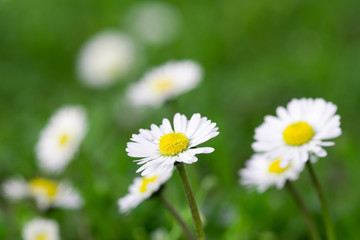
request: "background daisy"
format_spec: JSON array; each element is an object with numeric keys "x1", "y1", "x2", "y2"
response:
[
  {"x1": 22, "y1": 218, "x2": 59, "y2": 240},
  {"x1": 239, "y1": 154, "x2": 305, "y2": 193},
  {"x1": 36, "y1": 106, "x2": 88, "y2": 174},
  {"x1": 118, "y1": 170, "x2": 172, "y2": 213},
  {"x1": 124, "y1": 1, "x2": 181, "y2": 46},
  {"x1": 252, "y1": 98, "x2": 342, "y2": 167},
  {"x1": 2, "y1": 177, "x2": 83, "y2": 211},
  {"x1": 126, "y1": 60, "x2": 202, "y2": 107},
  {"x1": 77, "y1": 31, "x2": 136, "y2": 88},
  {"x1": 126, "y1": 113, "x2": 219, "y2": 176}
]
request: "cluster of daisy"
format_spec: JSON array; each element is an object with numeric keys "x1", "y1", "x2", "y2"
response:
[
  {"x1": 3, "y1": 106, "x2": 87, "y2": 239},
  {"x1": 239, "y1": 98, "x2": 341, "y2": 192}
]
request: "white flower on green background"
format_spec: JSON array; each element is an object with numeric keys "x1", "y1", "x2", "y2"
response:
[
  {"x1": 2, "y1": 177, "x2": 83, "y2": 211},
  {"x1": 126, "y1": 113, "x2": 219, "y2": 176},
  {"x1": 127, "y1": 61, "x2": 202, "y2": 107},
  {"x1": 22, "y1": 218, "x2": 59, "y2": 240},
  {"x1": 36, "y1": 106, "x2": 87, "y2": 174},
  {"x1": 77, "y1": 31, "x2": 136, "y2": 88},
  {"x1": 252, "y1": 98, "x2": 341, "y2": 167},
  {"x1": 118, "y1": 170, "x2": 172, "y2": 213},
  {"x1": 239, "y1": 154, "x2": 305, "y2": 192},
  {"x1": 124, "y1": 2, "x2": 181, "y2": 46}
]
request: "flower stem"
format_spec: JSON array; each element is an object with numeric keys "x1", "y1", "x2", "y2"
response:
[
  {"x1": 286, "y1": 181, "x2": 321, "y2": 240},
  {"x1": 306, "y1": 161, "x2": 336, "y2": 240},
  {"x1": 175, "y1": 163, "x2": 206, "y2": 240},
  {"x1": 159, "y1": 194, "x2": 196, "y2": 240}
]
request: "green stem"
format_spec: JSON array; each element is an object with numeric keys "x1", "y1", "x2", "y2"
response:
[
  {"x1": 159, "y1": 194, "x2": 196, "y2": 240},
  {"x1": 286, "y1": 181, "x2": 321, "y2": 240},
  {"x1": 175, "y1": 163, "x2": 206, "y2": 240},
  {"x1": 306, "y1": 161, "x2": 336, "y2": 240}
]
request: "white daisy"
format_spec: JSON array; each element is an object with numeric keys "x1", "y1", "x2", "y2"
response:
[
  {"x1": 22, "y1": 218, "x2": 59, "y2": 240},
  {"x1": 239, "y1": 154, "x2": 305, "y2": 193},
  {"x1": 2, "y1": 177, "x2": 83, "y2": 211},
  {"x1": 36, "y1": 106, "x2": 88, "y2": 174},
  {"x1": 124, "y1": 2, "x2": 181, "y2": 46},
  {"x1": 126, "y1": 113, "x2": 219, "y2": 176},
  {"x1": 77, "y1": 31, "x2": 136, "y2": 88},
  {"x1": 127, "y1": 60, "x2": 202, "y2": 107},
  {"x1": 118, "y1": 170, "x2": 172, "y2": 213},
  {"x1": 252, "y1": 98, "x2": 342, "y2": 167}
]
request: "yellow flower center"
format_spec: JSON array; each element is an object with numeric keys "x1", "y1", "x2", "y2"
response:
[
  {"x1": 139, "y1": 176, "x2": 158, "y2": 193},
  {"x1": 29, "y1": 178, "x2": 58, "y2": 199},
  {"x1": 58, "y1": 133, "x2": 70, "y2": 147},
  {"x1": 35, "y1": 233, "x2": 48, "y2": 240},
  {"x1": 283, "y1": 121, "x2": 314, "y2": 146},
  {"x1": 159, "y1": 133, "x2": 189, "y2": 156},
  {"x1": 268, "y1": 158, "x2": 291, "y2": 174},
  {"x1": 153, "y1": 78, "x2": 173, "y2": 93}
]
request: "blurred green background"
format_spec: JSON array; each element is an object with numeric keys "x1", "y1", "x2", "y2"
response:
[{"x1": 1, "y1": 0, "x2": 360, "y2": 239}]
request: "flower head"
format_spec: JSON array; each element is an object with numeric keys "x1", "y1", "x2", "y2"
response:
[
  {"x1": 36, "y1": 106, "x2": 88, "y2": 174},
  {"x1": 126, "y1": 113, "x2": 219, "y2": 176},
  {"x1": 118, "y1": 170, "x2": 172, "y2": 213},
  {"x1": 22, "y1": 218, "x2": 59, "y2": 240},
  {"x1": 77, "y1": 31, "x2": 136, "y2": 88},
  {"x1": 239, "y1": 154, "x2": 305, "y2": 192},
  {"x1": 127, "y1": 60, "x2": 202, "y2": 107},
  {"x1": 124, "y1": 2, "x2": 181, "y2": 46},
  {"x1": 2, "y1": 177, "x2": 83, "y2": 210},
  {"x1": 252, "y1": 98, "x2": 341, "y2": 167}
]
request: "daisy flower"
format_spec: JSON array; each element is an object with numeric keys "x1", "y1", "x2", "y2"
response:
[
  {"x1": 124, "y1": 2, "x2": 181, "y2": 46},
  {"x1": 36, "y1": 106, "x2": 88, "y2": 174},
  {"x1": 252, "y1": 98, "x2": 341, "y2": 167},
  {"x1": 126, "y1": 113, "x2": 219, "y2": 176},
  {"x1": 127, "y1": 60, "x2": 202, "y2": 107},
  {"x1": 77, "y1": 31, "x2": 136, "y2": 88},
  {"x1": 118, "y1": 170, "x2": 172, "y2": 213},
  {"x1": 22, "y1": 218, "x2": 59, "y2": 240},
  {"x1": 239, "y1": 154, "x2": 305, "y2": 192},
  {"x1": 2, "y1": 177, "x2": 83, "y2": 211}
]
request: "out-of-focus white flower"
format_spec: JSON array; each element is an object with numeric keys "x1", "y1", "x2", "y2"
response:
[
  {"x1": 252, "y1": 98, "x2": 342, "y2": 167},
  {"x1": 124, "y1": 1, "x2": 181, "y2": 46},
  {"x1": 239, "y1": 154, "x2": 305, "y2": 193},
  {"x1": 126, "y1": 113, "x2": 219, "y2": 176},
  {"x1": 2, "y1": 177, "x2": 83, "y2": 211},
  {"x1": 36, "y1": 106, "x2": 87, "y2": 174},
  {"x1": 22, "y1": 218, "x2": 59, "y2": 240},
  {"x1": 77, "y1": 31, "x2": 136, "y2": 88},
  {"x1": 127, "y1": 60, "x2": 202, "y2": 107},
  {"x1": 118, "y1": 170, "x2": 172, "y2": 213}
]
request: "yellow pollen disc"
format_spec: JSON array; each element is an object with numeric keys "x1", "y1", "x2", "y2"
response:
[
  {"x1": 139, "y1": 176, "x2": 157, "y2": 193},
  {"x1": 153, "y1": 78, "x2": 174, "y2": 93},
  {"x1": 30, "y1": 178, "x2": 58, "y2": 198},
  {"x1": 268, "y1": 158, "x2": 291, "y2": 174},
  {"x1": 35, "y1": 233, "x2": 48, "y2": 240},
  {"x1": 283, "y1": 121, "x2": 314, "y2": 146},
  {"x1": 59, "y1": 133, "x2": 70, "y2": 147},
  {"x1": 159, "y1": 133, "x2": 189, "y2": 156}
]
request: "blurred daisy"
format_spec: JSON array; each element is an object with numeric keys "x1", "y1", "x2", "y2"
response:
[
  {"x1": 126, "y1": 113, "x2": 219, "y2": 176},
  {"x1": 118, "y1": 170, "x2": 172, "y2": 213},
  {"x1": 127, "y1": 60, "x2": 202, "y2": 107},
  {"x1": 239, "y1": 154, "x2": 305, "y2": 192},
  {"x1": 36, "y1": 106, "x2": 87, "y2": 174},
  {"x1": 2, "y1": 177, "x2": 83, "y2": 211},
  {"x1": 124, "y1": 1, "x2": 181, "y2": 46},
  {"x1": 23, "y1": 218, "x2": 59, "y2": 240},
  {"x1": 77, "y1": 31, "x2": 136, "y2": 88},
  {"x1": 252, "y1": 98, "x2": 341, "y2": 167}
]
